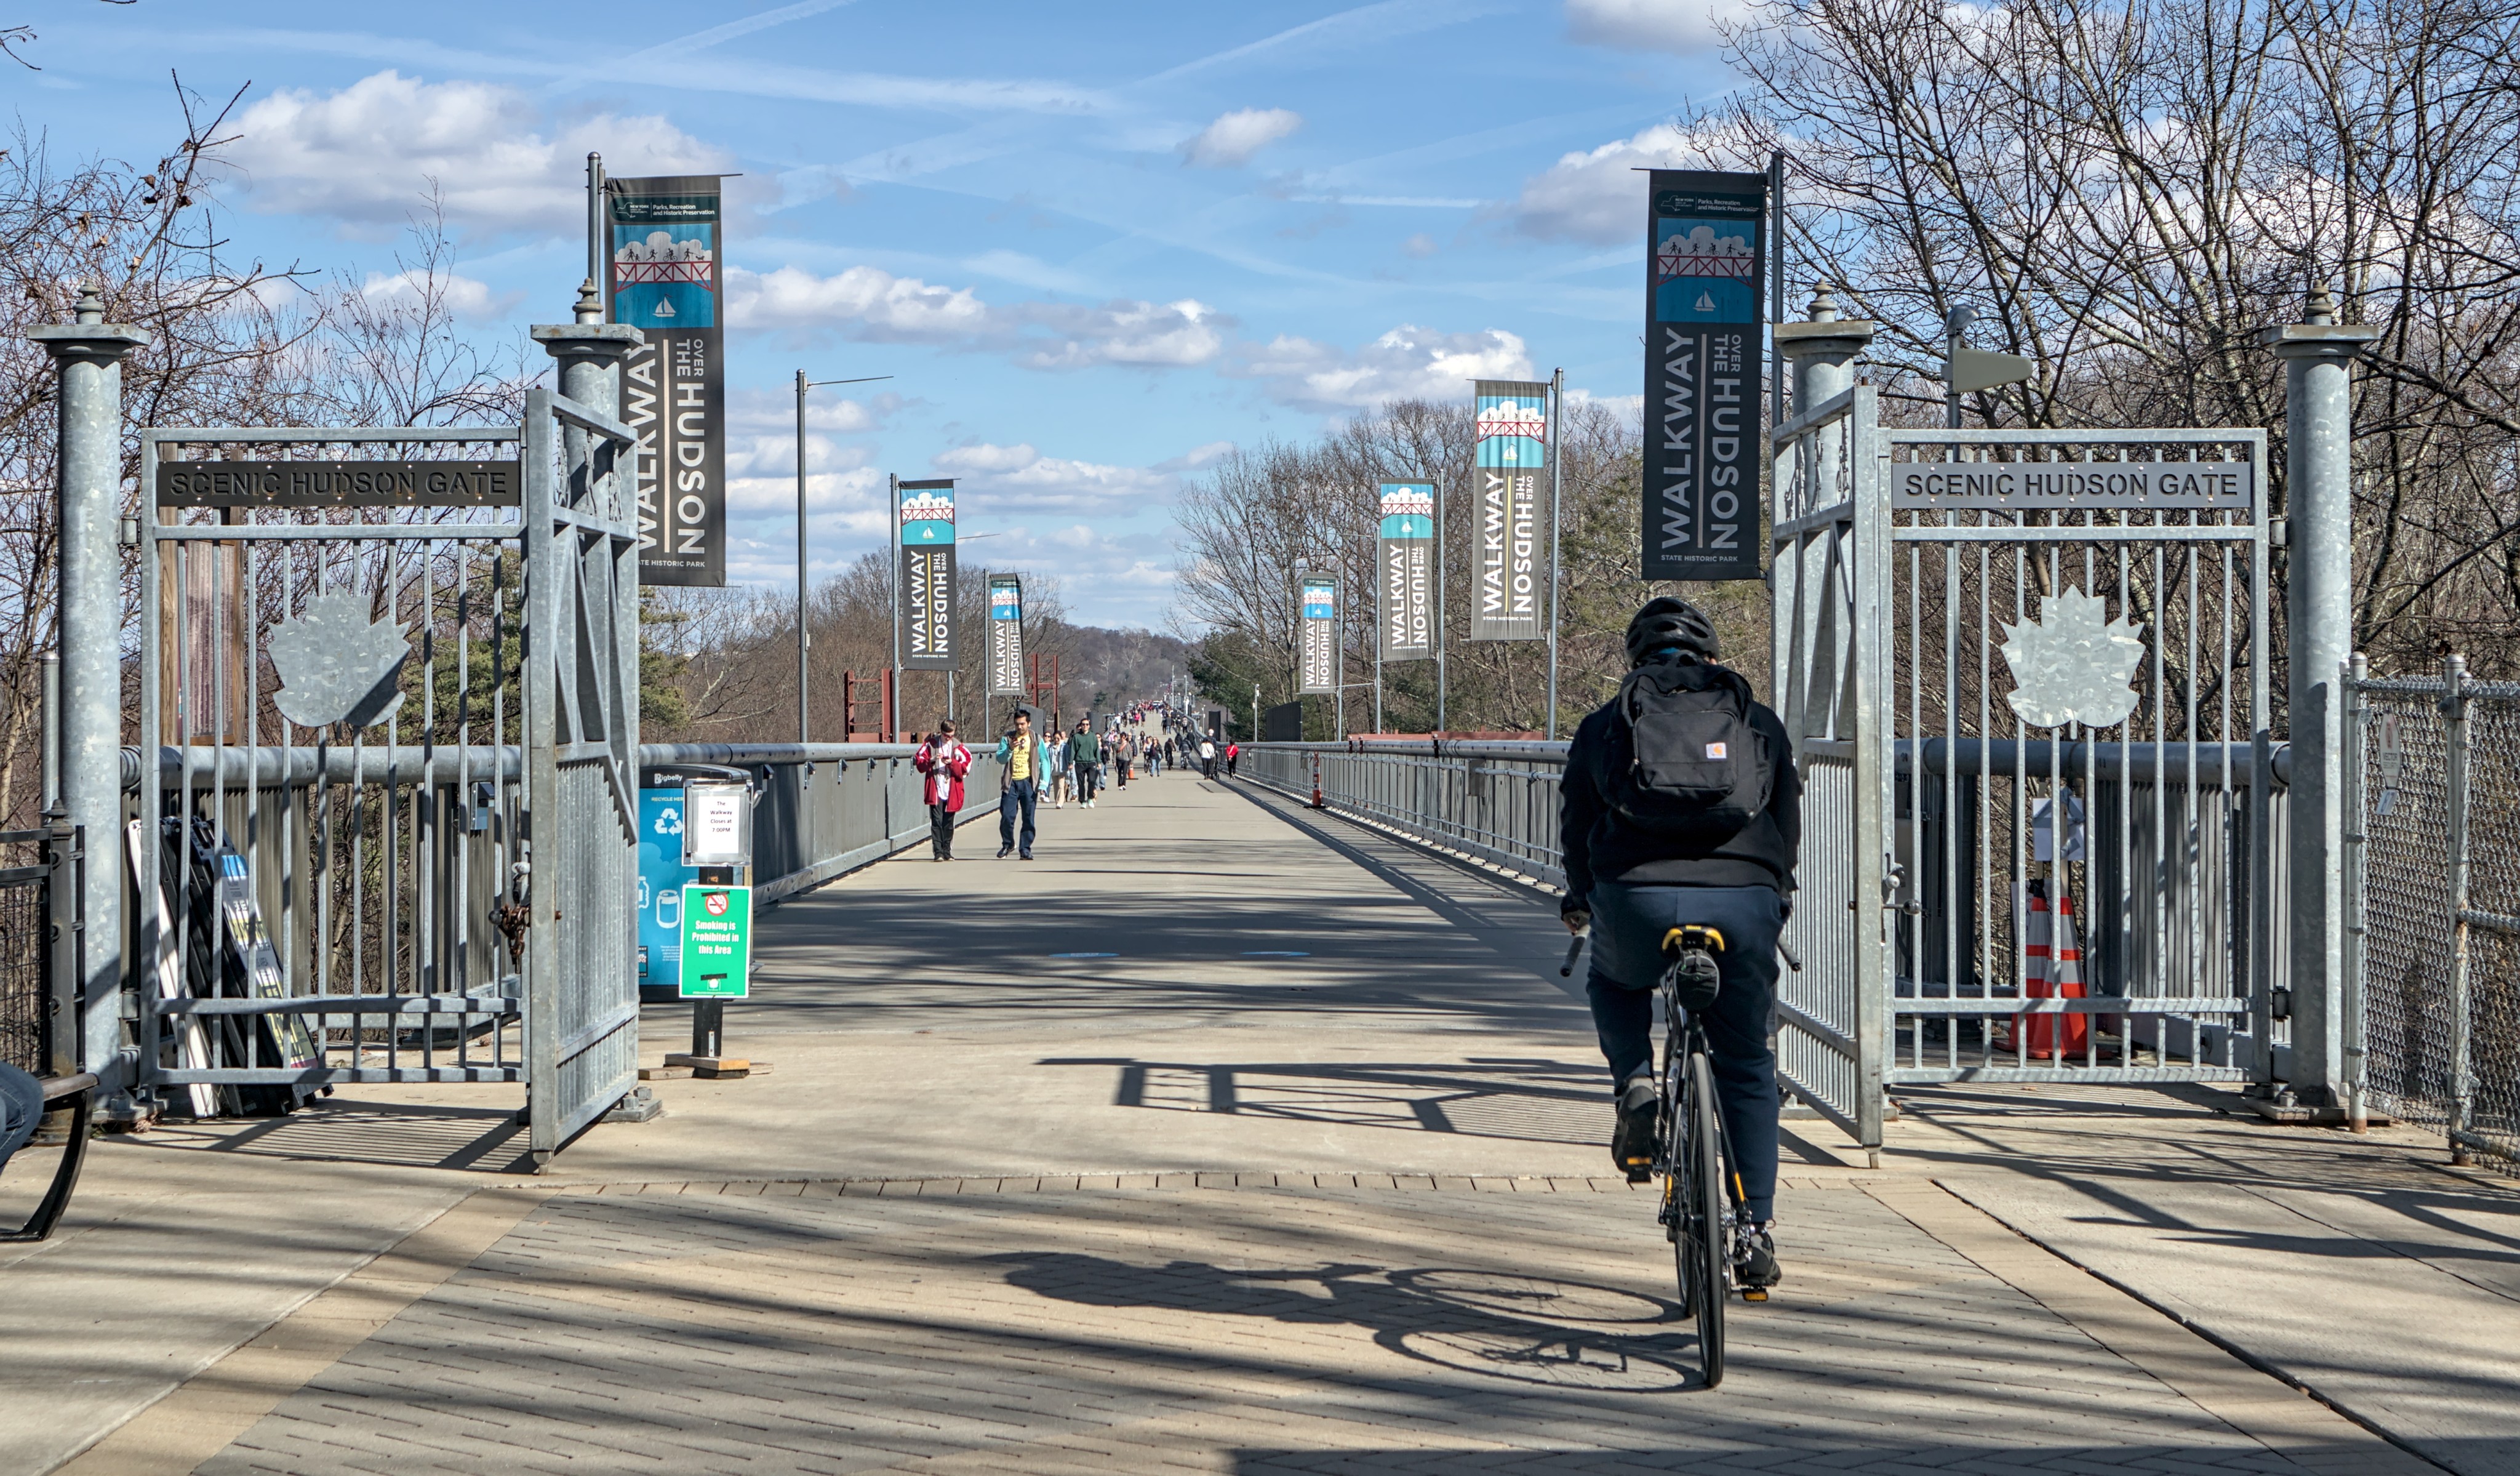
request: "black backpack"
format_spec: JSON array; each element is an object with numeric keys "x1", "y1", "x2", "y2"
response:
[{"x1": 1607, "y1": 660, "x2": 1771, "y2": 845}]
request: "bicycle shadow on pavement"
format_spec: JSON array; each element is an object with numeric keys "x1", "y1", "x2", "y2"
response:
[{"x1": 985, "y1": 1250, "x2": 1706, "y2": 1393}]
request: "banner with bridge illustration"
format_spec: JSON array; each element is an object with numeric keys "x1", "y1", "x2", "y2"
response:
[
  {"x1": 607, "y1": 174, "x2": 728, "y2": 587},
  {"x1": 1377, "y1": 482, "x2": 1433, "y2": 662},
  {"x1": 1298, "y1": 577, "x2": 1338, "y2": 695},
  {"x1": 1470, "y1": 380, "x2": 1548, "y2": 641},
  {"x1": 987, "y1": 575, "x2": 1024, "y2": 696},
  {"x1": 898, "y1": 479, "x2": 957, "y2": 671},
  {"x1": 1644, "y1": 168, "x2": 1765, "y2": 582}
]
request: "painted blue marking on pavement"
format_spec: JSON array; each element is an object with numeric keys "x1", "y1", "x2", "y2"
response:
[{"x1": 1242, "y1": 951, "x2": 1311, "y2": 957}]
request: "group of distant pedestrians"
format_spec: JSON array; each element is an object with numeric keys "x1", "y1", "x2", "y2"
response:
[{"x1": 911, "y1": 705, "x2": 1237, "y2": 863}]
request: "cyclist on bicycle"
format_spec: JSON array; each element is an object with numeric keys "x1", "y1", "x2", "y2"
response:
[{"x1": 1559, "y1": 597, "x2": 1800, "y2": 1290}]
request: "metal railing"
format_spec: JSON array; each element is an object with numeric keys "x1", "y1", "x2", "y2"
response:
[
  {"x1": 111, "y1": 739, "x2": 1001, "y2": 1120},
  {"x1": 639, "y1": 743, "x2": 1005, "y2": 904},
  {"x1": 1244, "y1": 740, "x2": 1568, "y2": 888}
]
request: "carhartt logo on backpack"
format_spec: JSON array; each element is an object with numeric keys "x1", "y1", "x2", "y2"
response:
[{"x1": 1609, "y1": 662, "x2": 1770, "y2": 845}]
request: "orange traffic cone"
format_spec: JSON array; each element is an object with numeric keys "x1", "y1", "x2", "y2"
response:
[{"x1": 2015, "y1": 878, "x2": 2090, "y2": 1059}]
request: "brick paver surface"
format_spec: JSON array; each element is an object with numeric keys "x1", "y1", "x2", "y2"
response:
[{"x1": 194, "y1": 1177, "x2": 2357, "y2": 1475}]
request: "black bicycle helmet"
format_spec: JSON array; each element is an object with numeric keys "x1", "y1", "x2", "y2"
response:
[{"x1": 1624, "y1": 596, "x2": 1719, "y2": 667}]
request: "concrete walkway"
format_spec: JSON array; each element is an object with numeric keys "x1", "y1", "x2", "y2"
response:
[{"x1": 1, "y1": 766, "x2": 2513, "y2": 1473}]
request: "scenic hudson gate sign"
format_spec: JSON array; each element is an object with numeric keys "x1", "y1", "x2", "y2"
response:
[{"x1": 1644, "y1": 168, "x2": 1767, "y2": 582}]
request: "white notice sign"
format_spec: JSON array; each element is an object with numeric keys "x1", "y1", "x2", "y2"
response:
[{"x1": 681, "y1": 783, "x2": 751, "y2": 867}]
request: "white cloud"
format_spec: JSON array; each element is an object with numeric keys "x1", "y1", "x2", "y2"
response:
[
  {"x1": 933, "y1": 443, "x2": 1174, "y2": 516},
  {"x1": 227, "y1": 71, "x2": 727, "y2": 236},
  {"x1": 1017, "y1": 299, "x2": 1225, "y2": 369},
  {"x1": 1235, "y1": 325, "x2": 1533, "y2": 408},
  {"x1": 728, "y1": 264, "x2": 991, "y2": 340},
  {"x1": 1180, "y1": 107, "x2": 1304, "y2": 167},
  {"x1": 1564, "y1": 0, "x2": 1754, "y2": 53},
  {"x1": 727, "y1": 262, "x2": 1226, "y2": 371},
  {"x1": 1401, "y1": 233, "x2": 1440, "y2": 259},
  {"x1": 1502, "y1": 118, "x2": 1756, "y2": 244},
  {"x1": 358, "y1": 269, "x2": 519, "y2": 324},
  {"x1": 726, "y1": 386, "x2": 903, "y2": 436}
]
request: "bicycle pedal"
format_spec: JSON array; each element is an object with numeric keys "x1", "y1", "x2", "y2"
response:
[
  {"x1": 1741, "y1": 1288, "x2": 1770, "y2": 1303},
  {"x1": 1623, "y1": 1163, "x2": 1652, "y2": 1184}
]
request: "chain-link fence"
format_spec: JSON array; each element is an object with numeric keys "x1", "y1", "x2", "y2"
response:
[
  {"x1": 2350, "y1": 659, "x2": 2520, "y2": 1171},
  {"x1": 0, "y1": 859, "x2": 41, "y2": 1075}
]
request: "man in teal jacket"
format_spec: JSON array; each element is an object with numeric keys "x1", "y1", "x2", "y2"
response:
[{"x1": 994, "y1": 708, "x2": 1051, "y2": 859}]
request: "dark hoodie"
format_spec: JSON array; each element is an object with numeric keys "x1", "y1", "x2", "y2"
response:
[{"x1": 1558, "y1": 654, "x2": 1801, "y2": 900}]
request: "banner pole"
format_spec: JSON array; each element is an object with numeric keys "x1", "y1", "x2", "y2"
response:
[
  {"x1": 585, "y1": 153, "x2": 603, "y2": 297},
  {"x1": 1372, "y1": 529, "x2": 1383, "y2": 736},
  {"x1": 1435, "y1": 479, "x2": 1448, "y2": 736},
  {"x1": 796, "y1": 369, "x2": 809, "y2": 744},
  {"x1": 1545, "y1": 367, "x2": 1564, "y2": 741},
  {"x1": 889, "y1": 472, "x2": 901, "y2": 739}
]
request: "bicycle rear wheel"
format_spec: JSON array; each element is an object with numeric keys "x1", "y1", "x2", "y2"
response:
[{"x1": 1687, "y1": 1049, "x2": 1727, "y2": 1387}]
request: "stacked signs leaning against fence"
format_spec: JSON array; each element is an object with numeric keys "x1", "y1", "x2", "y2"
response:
[
  {"x1": 900, "y1": 479, "x2": 956, "y2": 670},
  {"x1": 1299, "y1": 577, "x2": 1338, "y2": 694},
  {"x1": 608, "y1": 175, "x2": 729, "y2": 587},
  {"x1": 1379, "y1": 482, "x2": 1434, "y2": 662},
  {"x1": 988, "y1": 576, "x2": 1024, "y2": 696},
  {"x1": 1644, "y1": 169, "x2": 1766, "y2": 582},
  {"x1": 1470, "y1": 381, "x2": 1548, "y2": 641}
]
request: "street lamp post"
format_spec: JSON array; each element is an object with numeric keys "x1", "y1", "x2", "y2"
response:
[{"x1": 795, "y1": 370, "x2": 891, "y2": 742}]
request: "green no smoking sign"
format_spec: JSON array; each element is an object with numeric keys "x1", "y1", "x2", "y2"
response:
[{"x1": 679, "y1": 884, "x2": 753, "y2": 998}]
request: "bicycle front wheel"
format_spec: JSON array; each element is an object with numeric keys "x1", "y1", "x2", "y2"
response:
[{"x1": 1687, "y1": 1049, "x2": 1727, "y2": 1387}]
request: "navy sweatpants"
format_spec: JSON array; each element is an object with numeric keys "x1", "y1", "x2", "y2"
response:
[{"x1": 1582, "y1": 880, "x2": 1785, "y2": 1222}]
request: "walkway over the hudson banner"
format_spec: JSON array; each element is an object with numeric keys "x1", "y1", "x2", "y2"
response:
[{"x1": 5, "y1": 764, "x2": 2518, "y2": 1475}]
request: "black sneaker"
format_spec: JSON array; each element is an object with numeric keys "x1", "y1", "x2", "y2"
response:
[
  {"x1": 1611, "y1": 1075, "x2": 1659, "y2": 1182},
  {"x1": 1734, "y1": 1215, "x2": 1781, "y2": 1296}
]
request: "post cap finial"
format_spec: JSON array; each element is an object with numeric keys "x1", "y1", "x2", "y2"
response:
[
  {"x1": 574, "y1": 277, "x2": 602, "y2": 324},
  {"x1": 2305, "y1": 282, "x2": 2338, "y2": 326},
  {"x1": 73, "y1": 282, "x2": 104, "y2": 324},
  {"x1": 1807, "y1": 284, "x2": 1839, "y2": 323}
]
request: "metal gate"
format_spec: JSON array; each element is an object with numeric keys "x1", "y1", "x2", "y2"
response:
[
  {"x1": 1773, "y1": 387, "x2": 2278, "y2": 1150},
  {"x1": 135, "y1": 387, "x2": 640, "y2": 1163}
]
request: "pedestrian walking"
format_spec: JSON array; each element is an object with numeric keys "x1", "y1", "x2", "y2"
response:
[
  {"x1": 913, "y1": 720, "x2": 972, "y2": 860},
  {"x1": 1067, "y1": 720, "x2": 1102, "y2": 809},
  {"x1": 1199, "y1": 735, "x2": 1217, "y2": 779},
  {"x1": 1225, "y1": 740, "x2": 1240, "y2": 777},
  {"x1": 1046, "y1": 729, "x2": 1070, "y2": 809},
  {"x1": 994, "y1": 710, "x2": 1049, "y2": 860},
  {"x1": 1118, "y1": 732, "x2": 1135, "y2": 787}
]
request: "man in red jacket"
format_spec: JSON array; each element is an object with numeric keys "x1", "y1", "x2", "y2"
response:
[{"x1": 914, "y1": 720, "x2": 973, "y2": 860}]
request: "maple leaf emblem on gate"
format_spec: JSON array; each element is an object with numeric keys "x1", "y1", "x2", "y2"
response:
[
  {"x1": 1998, "y1": 587, "x2": 2146, "y2": 729},
  {"x1": 268, "y1": 590, "x2": 411, "y2": 730}
]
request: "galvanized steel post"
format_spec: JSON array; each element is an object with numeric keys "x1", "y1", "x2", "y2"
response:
[
  {"x1": 2262, "y1": 286, "x2": 2374, "y2": 1108},
  {"x1": 1770, "y1": 288, "x2": 1873, "y2": 723},
  {"x1": 30, "y1": 286, "x2": 148, "y2": 1089}
]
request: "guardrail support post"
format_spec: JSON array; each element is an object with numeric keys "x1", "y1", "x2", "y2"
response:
[
  {"x1": 2262, "y1": 286, "x2": 2375, "y2": 1109},
  {"x1": 30, "y1": 286, "x2": 149, "y2": 1092}
]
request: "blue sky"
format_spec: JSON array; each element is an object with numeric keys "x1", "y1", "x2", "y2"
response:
[{"x1": 15, "y1": 0, "x2": 1745, "y2": 627}]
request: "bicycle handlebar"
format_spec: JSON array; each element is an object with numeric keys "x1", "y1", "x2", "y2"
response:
[{"x1": 1559, "y1": 932, "x2": 1586, "y2": 977}]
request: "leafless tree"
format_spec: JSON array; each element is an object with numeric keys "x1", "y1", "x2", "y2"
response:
[{"x1": 1711, "y1": 0, "x2": 2520, "y2": 678}]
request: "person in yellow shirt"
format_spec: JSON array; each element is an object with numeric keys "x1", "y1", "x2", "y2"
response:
[{"x1": 994, "y1": 708, "x2": 1050, "y2": 859}]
